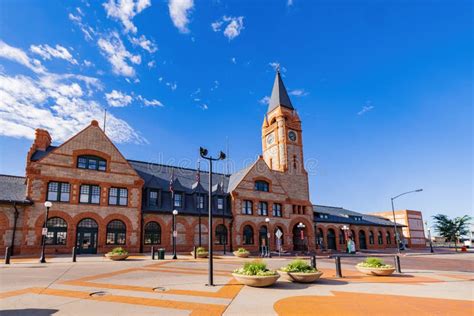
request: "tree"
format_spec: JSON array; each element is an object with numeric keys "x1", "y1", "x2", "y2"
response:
[{"x1": 432, "y1": 214, "x2": 472, "y2": 251}]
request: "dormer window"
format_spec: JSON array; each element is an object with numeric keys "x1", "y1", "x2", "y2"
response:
[
  {"x1": 197, "y1": 195, "x2": 204, "y2": 209},
  {"x1": 173, "y1": 193, "x2": 183, "y2": 208},
  {"x1": 77, "y1": 155, "x2": 106, "y2": 171},
  {"x1": 255, "y1": 180, "x2": 269, "y2": 192},
  {"x1": 217, "y1": 197, "x2": 224, "y2": 210}
]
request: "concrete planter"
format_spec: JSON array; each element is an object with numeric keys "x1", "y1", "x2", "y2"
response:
[
  {"x1": 105, "y1": 254, "x2": 129, "y2": 261},
  {"x1": 233, "y1": 251, "x2": 249, "y2": 258},
  {"x1": 191, "y1": 251, "x2": 208, "y2": 258},
  {"x1": 277, "y1": 270, "x2": 324, "y2": 283},
  {"x1": 231, "y1": 273, "x2": 280, "y2": 287},
  {"x1": 356, "y1": 265, "x2": 395, "y2": 276}
]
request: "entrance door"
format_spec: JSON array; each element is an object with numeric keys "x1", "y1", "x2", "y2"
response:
[
  {"x1": 358, "y1": 230, "x2": 367, "y2": 250},
  {"x1": 259, "y1": 226, "x2": 268, "y2": 252},
  {"x1": 327, "y1": 229, "x2": 337, "y2": 250},
  {"x1": 76, "y1": 218, "x2": 98, "y2": 254},
  {"x1": 292, "y1": 224, "x2": 306, "y2": 251}
]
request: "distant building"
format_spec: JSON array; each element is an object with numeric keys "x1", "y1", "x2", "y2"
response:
[
  {"x1": 371, "y1": 210, "x2": 426, "y2": 248},
  {"x1": 0, "y1": 72, "x2": 401, "y2": 255}
]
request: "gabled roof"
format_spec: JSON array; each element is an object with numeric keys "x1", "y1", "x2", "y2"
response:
[
  {"x1": 268, "y1": 71, "x2": 294, "y2": 113},
  {"x1": 227, "y1": 161, "x2": 257, "y2": 192},
  {"x1": 0, "y1": 174, "x2": 31, "y2": 204},
  {"x1": 313, "y1": 205, "x2": 401, "y2": 227}
]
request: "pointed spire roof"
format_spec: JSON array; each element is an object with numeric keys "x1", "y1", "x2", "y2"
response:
[{"x1": 268, "y1": 70, "x2": 294, "y2": 113}]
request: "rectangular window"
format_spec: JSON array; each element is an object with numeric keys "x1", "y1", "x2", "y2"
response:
[
  {"x1": 149, "y1": 190, "x2": 159, "y2": 207},
  {"x1": 242, "y1": 200, "x2": 253, "y2": 215},
  {"x1": 258, "y1": 201, "x2": 268, "y2": 216},
  {"x1": 98, "y1": 160, "x2": 107, "y2": 171},
  {"x1": 77, "y1": 157, "x2": 87, "y2": 169},
  {"x1": 197, "y1": 195, "x2": 204, "y2": 209},
  {"x1": 217, "y1": 197, "x2": 224, "y2": 210},
  {"x1": 80, "y1": 185, "x2": 100, "y2": 204},
  {"x1": 47, "y1": 182, "x2": 70, "y2": 202},
  {"x1": 109, "y1": 188, "x2": 128, "y2": 206},
  {"x1": 174, "y1": 193, "x2": 182, "y2": 207},
  {"x1": 77, "y1": 155, "x2": 107, "y2": 171},
  {"x1": 273, "y1": 203, "x2": 282, "y2": 217}
]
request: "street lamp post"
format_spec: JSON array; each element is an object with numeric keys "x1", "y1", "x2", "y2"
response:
[
  {"x1": 342, "y1": 225, "x2": 349, "y2": 253},
  {"x1": 425, "y1": 221, "x2": 434, "y2": 253},
  {"x1": 265, "y1": 217, "x2": 271, "y2": 257},
  {"x1": 200, "y1": 147, "x2": 226, "y2": 286},
  {"x1": 391, "y1": 189, "x2": 423, "y2": 253},
  {"x1": 172, "y1": 209, "x2": 178, "y2": 259},
  {"x1": 39, "y1": 201, "x2": 52, "y2": 263},
  {"x1": 297, "y1": 222, "x2": 306, "y2": 254}
]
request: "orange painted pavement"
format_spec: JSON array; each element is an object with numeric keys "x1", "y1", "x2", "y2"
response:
[
  {"x1": 274, "y1": 291, "x2": 474, "y2": 316},
  {"x1": 439, "y1": 274, "x2": 474, "y2": 281}
]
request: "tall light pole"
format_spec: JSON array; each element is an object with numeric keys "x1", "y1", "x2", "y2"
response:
[
  {"x1": 39, "y1": 201, "x2": 52, "y2": 263},
  {"x1": 265, "y1": 217, "x2": 270, "y2": 257},
  {"x1": 391, "y1": 189, "x2": 423, "y2": 253},
  {"x1": 200, "y1": 147, "x2": 226, "y2": 286},
  {"x1": 425, "y1": 221, "x2": 434, "y2": 253},
  {"x1": 342, "y1": 225, "x2": 349, "y2": 253},
  {"x1": 172, "y1": 209, "x2": 178, "y2": 259},
  {"x1": 297, "y1": 222, "x2": 306, "y2": 253}
]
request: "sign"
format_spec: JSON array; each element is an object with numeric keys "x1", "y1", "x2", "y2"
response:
[
  {"x1": 275, "y1": 229, "x2": 282, "y2": 239},
  {"x1": 42, "y1": 228, "x2": 48, "y2": 236},
  {"x1": 173, "y1": 230, "x2": 177, "y2": 237},
  {"x1": 300, "y1": 230, "x2": 304, "y2": 240}
]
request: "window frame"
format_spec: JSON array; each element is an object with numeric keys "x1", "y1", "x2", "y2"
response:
[
  {"x1": 144, "y1": 221, "x2": 161, "y2": 245},
  {"x1": 254, "y1": 180, "x2": 269, "y2": 192},
  {"x1": 149, "y1": 190, "x2": 159, "y2": 207},
  {"x1": 197, "y1": 195, "x2": 204, "y2": 210},
  {"x1": 45, "y1": 217, "x2": 67, "y2": 245},
  {"x1": 106, "y1": 220, "x2": 126, "y2": 245},
  {"x1": 377, "y1": 231, "x2": 384, "y2": 245},
  {"x1": 77, "y1": 155, "x2": 107, "y2": 171},
  {"x1": 215, "y1": 224, "x2": 227, "y2": 245},
  {"x1": 217, "y1": 197, "x2": 224, "y2": 210},
  {"x1": 258, "y1": 201, "x2": 268, "y2": 216},
  {"x1": 242, "y1": 200, "x2": 253, "y2": 215},
  {"x1": 108, "y1": 187, "x2": 128, "y2": 206},
  {"x1": 273, "y1": 203, "x2": 282, "y2": 217},
  {"x1": 173, "y1": 193, "x2": 183, "y2": 208},
  {"x1": 79, "y1": 184, "x2": 101, "y2": 204},
  {"x1": 47, "y1": 181, "x2": 70, "y2": 203},
  {"x1": 243, "y1": 225, "x2": 254, "y2": 245}
]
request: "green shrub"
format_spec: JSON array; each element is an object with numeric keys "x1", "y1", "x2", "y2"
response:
[
  {"x1": 237, "y1": 248, "x2": 249, "y2": 253},
  {"x1": 280, "y1": 259, "x2": 317, "y2": 273},
  {"x1": 233, "y1": 260, "x2": 277, "y2": 276},
  {"x1": 357, "y1": 257, "x2": 393, "y2": 268},
  {"x1": 196, "y1": 247, "x2": 207, "y2": 253},
  {"x1": 108, "y1": 247, "x2": 128, "y2": 255}
]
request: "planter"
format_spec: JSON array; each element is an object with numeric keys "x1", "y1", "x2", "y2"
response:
[
  {"x1": 233, "y1": 251, "x2": 249, "y2": 258},
  {"x1": 231, "y1": 273, "x2": 280, "y2": 287},
  {"x1": 191, "y1": 251, "x2": 208, "y2": 258},
  {"x1": 278, "y1": 270, "x2": 324, "y2": 283},
  {"x1": 105, "y1": 254, "x2": 129, "y2": 261},
  {"x1": 356, "y1": 265, "x2": 395, "y2": 276}
]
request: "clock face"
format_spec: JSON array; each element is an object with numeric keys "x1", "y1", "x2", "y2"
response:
[
  {"x1": 266, "y1": 133, "x2": 275, "y2": 145},
  {"x1": 288, "y1": 130, "x2": 297, "y2": 142}
]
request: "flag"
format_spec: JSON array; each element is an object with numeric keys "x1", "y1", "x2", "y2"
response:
[
  {"x1": 196, "y1": 161, "x2": 200, "y2": 184},
  {"x1": 169, "y1": 169, "x2": 174, "y2": 195}
]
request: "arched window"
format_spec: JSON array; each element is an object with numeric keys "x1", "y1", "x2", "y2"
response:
[
  {"x1": 316, "y1": 228, "x2": 324, "y2": 249},
  {"x1": 77, "y1": 155, "x2": 107, "y2": 171},
  {"x1": 386, "y1": 231, "x2": 392, "y2": 244},
  {"x1": 254, "y1": 180, "x2": 269, "y2": 192},
  {"x1": 78, "y1": 218, "x2": 98, "y2": 228},
  {"x1": 45, "y1": 217, "x2": 67, "y2": 245},
  {"x1": 106, "y1": 220, "x2": 126, "y2": 245},
  {"x1": 369, "y1": 231, "x2": 375, "y2": 245},
  {"x1": 378, "y1": 231, "x2": 383, "y2": 245},
  {"x1": 243, "y1": 225, "x2": 254, "y2": 245},
  {"x1": 215, "y1": 224, "x2": 227, "y2": 245},
  {"x1": 339, "y1": 229, "x2": 346, "y2": 244},
  {"x1": 144, "y1": 222, "x2": 161, "y2": 245}
]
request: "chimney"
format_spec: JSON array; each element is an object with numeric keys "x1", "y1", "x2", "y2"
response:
[{"x1": 34, "y1": 129, "x2": 52, "y2": 151}]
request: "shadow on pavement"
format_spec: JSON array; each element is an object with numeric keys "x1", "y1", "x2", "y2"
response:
[{"x1": 0, "y1": 309, "x2": 59, "y2": 316}]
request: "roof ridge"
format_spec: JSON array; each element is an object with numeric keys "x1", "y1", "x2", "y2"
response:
[
  {"x1": 127, "y1": 159, "x2": 231, "y2": 176},
  {"x1": 313, "y1": 204, "x2": 344, "y2": 209},
  {"x1": 0, "y1": 174, "x2": 26, "y2": 179}
]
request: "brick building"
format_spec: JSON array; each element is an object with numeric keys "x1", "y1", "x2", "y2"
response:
[{"x1": 0, "y1": 72, "x2": 403, "y2": 255}]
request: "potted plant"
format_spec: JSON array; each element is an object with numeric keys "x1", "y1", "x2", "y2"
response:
[
  {"x1": 233, "y1": 247, "x2": 250, "y2": 258},
  {"x1": 356, "y1": 257, "x2": 395, "y2": 276},
  {"x1": 191, "y1": 246, "x2": 209, "y2": 258},
  {"x1": 105, "y1": 247, "x2": 129, "y2": 261},
  {"x1": 232, "y1": 260, "x2": 279, "y2": 287},
  {"x1": 278, "y1": 259, "x2": 323, "y2": 283}
]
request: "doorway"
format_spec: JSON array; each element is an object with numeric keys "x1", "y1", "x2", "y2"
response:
[
  {"x1": 327, "y1": 228, "x2": 337, "y2": 250},
  {"x1": 76, "y1": 218, "x2": 98, "y2": 254},
  {"x1": 358, "y1": 230, "x2": 367, "y2": 250}
]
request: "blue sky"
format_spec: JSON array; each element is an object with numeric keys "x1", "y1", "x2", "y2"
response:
[{"x1": 0, "y1": 0, "x2": 472, "y2": 225}]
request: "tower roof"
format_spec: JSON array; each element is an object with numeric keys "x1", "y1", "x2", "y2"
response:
[{"x1": 268, "y1": 71, "x2": 294, "y2": 113}]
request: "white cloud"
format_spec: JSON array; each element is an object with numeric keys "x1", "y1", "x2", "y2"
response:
[
  {"x1": 200, "y1": 104, "x2": 208, "y2": 110},
  {"x1": 0, "y1": 40, "x2": 46, "y2": 73},
  {"x1": 210, "y1": 80, "x2": 219, "y2": 91},
  {"x1": 231, "y1": 57, "x2": 236, "y2": 64},
  {"x1": 97, "y1": 31, "x2": 141, "y2": 77},
  {"x1": 129, "y1": 34, "x2": 157, "y2": 53},
  {"x1": 357, "y1": 103, "x2": 375, "y2": 116},
  {"x1": 289, "y1": 89, "x2": 308, "y2": 97},
  {"x1": 166, "y1": 81, "x2": 177, "y2": 91},
  {"x1": 269, "y1": 62, "x2": 287, "y2": 73},
  {"x1": 30, "y1": 44, "x2": 78, "y2": 65},
  {"x1": 259, "y1": 96, "x2": 270, "y2": 105},
  {"x1": 147, "y1": 60, "x2": 156, "y2": 68},
  {"x1": 287, "y1": 0, "x2": 294, "y2": 6},
  {"x1": 83, "y1": 60, "x2": 93, "y2": 67},
  {"x1": 68, "y1": 13, "x2": 96, "y2": 41},
  {"x1": 168, "y1": 0, "x2": 194, "y2": 33},
  {"x1": 211, "y1": 16, "x2": 244, "y2": 40},
  {"x1": 103, "y1": 0, "x2": 151, "y2": 34},
  {"x1": 105, "y1": 89, "x2": 133, "y2": 107},
  {"x1": 137, "y1": 95, "x2": 164, "y2": 107}
]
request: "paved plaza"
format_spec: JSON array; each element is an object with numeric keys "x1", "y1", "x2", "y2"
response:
[{"x1": 0, "y1": 252, "x2": 473, "y2": 315}]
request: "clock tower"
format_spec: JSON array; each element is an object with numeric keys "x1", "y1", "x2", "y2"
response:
[{"x1": 262, "y1": 71, "x2": 305, "y2": 174}]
